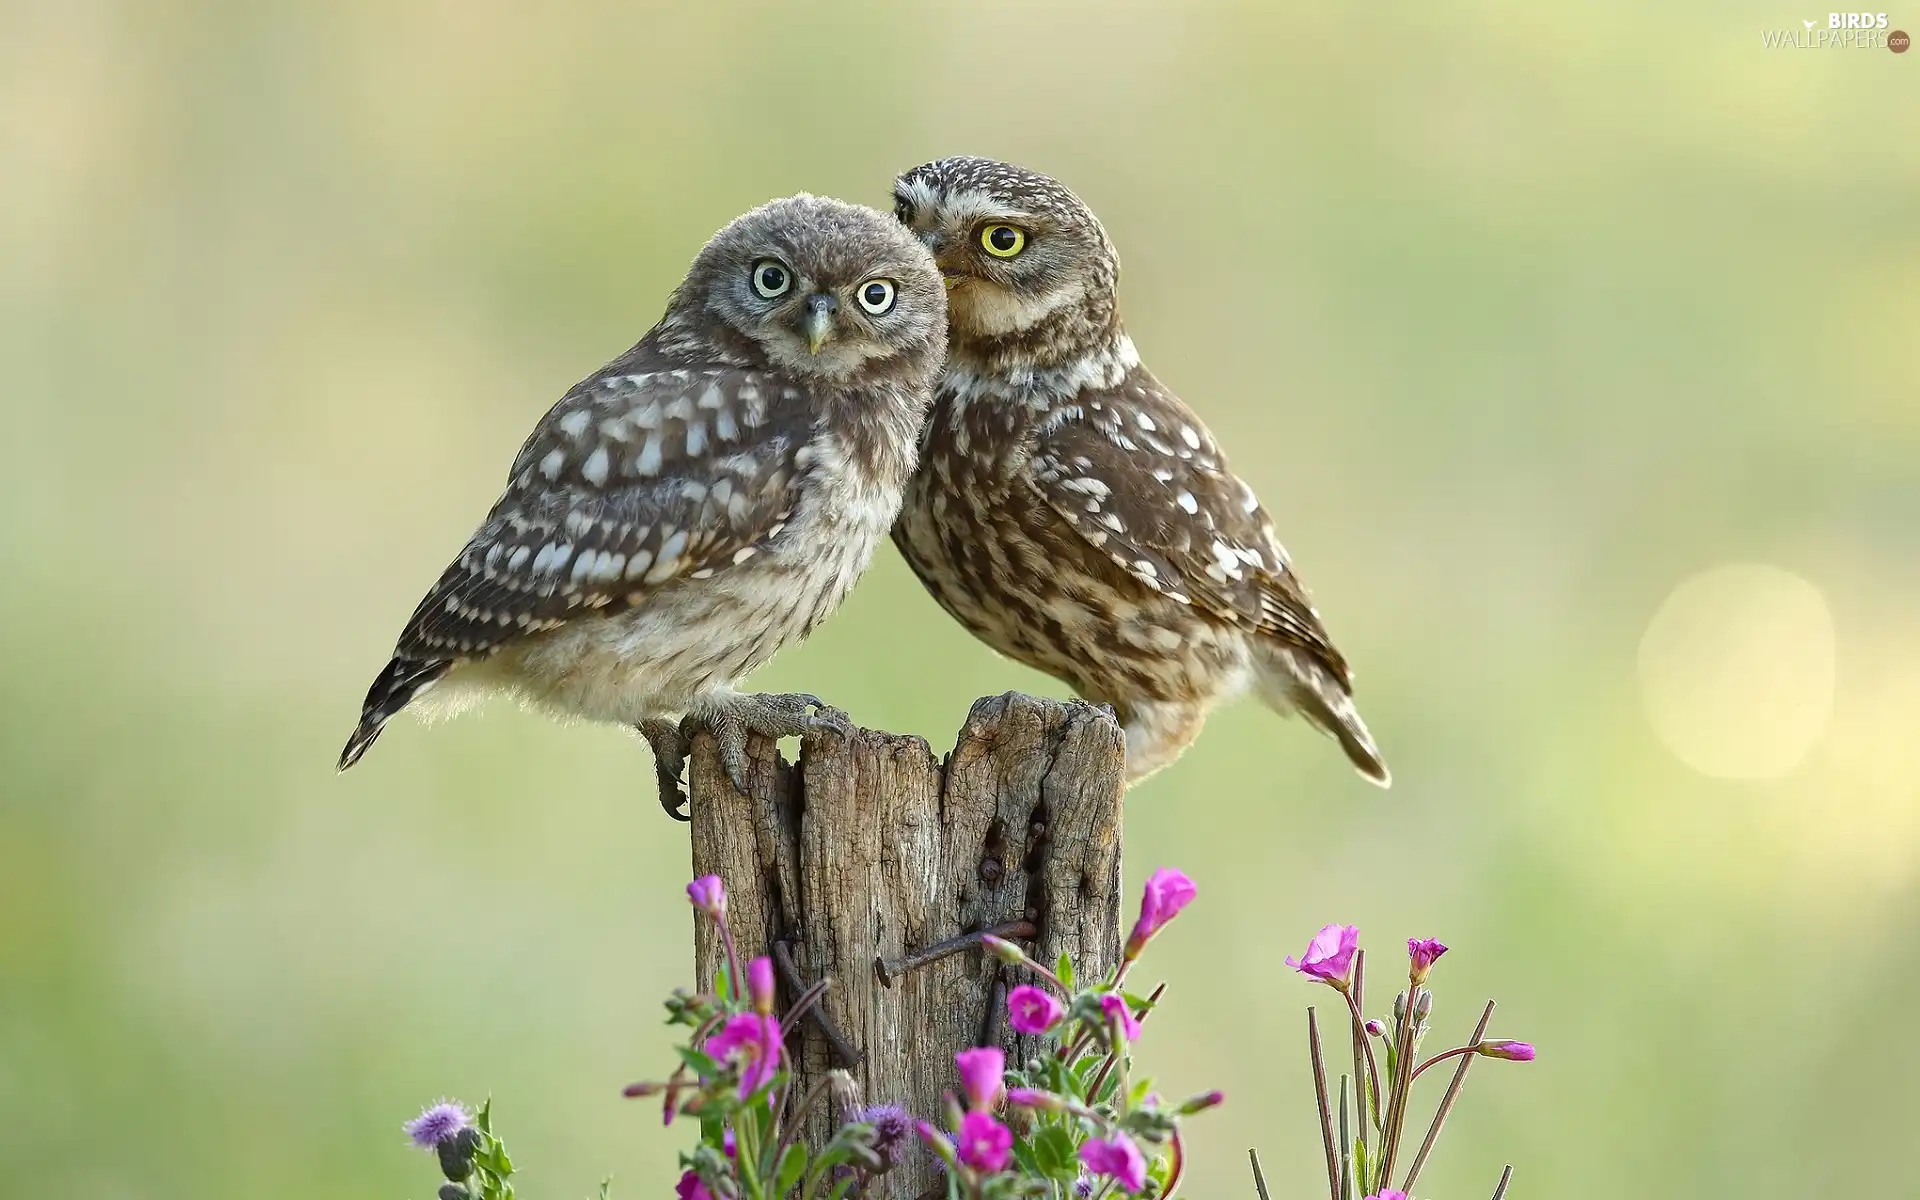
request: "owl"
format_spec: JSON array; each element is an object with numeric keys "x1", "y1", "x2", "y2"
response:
[
  {"x1": 339, "y1": 194, "x2": 947, "y2": 817},
  {"x1": 889, "y1": 157, "x2": 1388, "y2": 787}
]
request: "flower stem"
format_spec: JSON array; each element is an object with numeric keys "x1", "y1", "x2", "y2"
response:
[
  {"x1": 1307, "y1": 1008, "x2": 1340, "y2": 1200},
  {"x1": 1164, "y1": 1126, "x2": 1188, "y2": 1200},
  {"x1": 1490, "y1": 1164, "x2": 1513, "y2": 1200},
  {"x1": 718, "y1": 920, "x2": 744, "y2": 1003},
  {"x1": 1401, "y1": 999, "x2": 1496, "y2": 1194},
  {"x1": 1373, "y1": 984, "x2": 1423, "y2": 1190},
  {"x1": 1338, "y1": 986, "x2": 1384, "y2": 1131},
  {"x1": 1409, "y1": 1046, "x2": 1476, "y2": 1082},
  {"x1": 1351, "y1": 949, "x2": 1373, "y2": 1161},
  {"x1": 1248, "y1": 1148, "x2": 1273, "y2": 1200}
]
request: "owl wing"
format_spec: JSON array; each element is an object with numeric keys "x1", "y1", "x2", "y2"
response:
[
  {"x1": 395, "y1": 365, "x2": 812, "y2": 659},
  {"x1": 1026, "y1": 367, "x2": 1352, "y2": 684}
]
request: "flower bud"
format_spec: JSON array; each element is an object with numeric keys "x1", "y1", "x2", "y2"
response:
[
  {"x1": 438, "y1": 1185, "x2": 471, "y2": 1200},
  {"x1": 1177, "y1": 1089, "x2": 1226, "y2": 1115},
  {"x1": 1414, "y1": 991, "x2": 1433, "y2": 1021},
  {"x1": 436, "y1": 1127, "x2": 481, "y2": 1181},
  {"x1": 1006, "y1": 1087, "x2": 1065, "y2": 1112},
  {"x1": 1476, "y1": 1039, "x2": 1537, "y2": 1062},
  {"x1": 981, "y1": 935, "x2": 1028, "y2": 966},
  {"x1": 747, "y1": 956, "x2": 776, "y2": 1015},
  {"x1": 1392, "y1": 992, "x2": 1408, "y2": 1021},
  {"x1": 686, "y1": 875, "x2": 727, "y2": 920},
  {"x1": 1406, "y1": 938, "x2": 1448, "y2": 985},
  {"x1": 1364, "y1": 1019, "x2": 1386, "y2": 1038}
]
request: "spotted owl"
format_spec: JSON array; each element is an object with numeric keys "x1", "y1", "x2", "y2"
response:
[
  {"x1": 889, "y1": 157, "x2": 1387, "y2": 786},
  {"x1": 340, "y1": 194, "x2": 947, "y2": 816}
]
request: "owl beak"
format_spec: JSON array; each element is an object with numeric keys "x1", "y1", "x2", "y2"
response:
[{"x1": 802, "y1": 292, "x2": 838, "y2": 354}]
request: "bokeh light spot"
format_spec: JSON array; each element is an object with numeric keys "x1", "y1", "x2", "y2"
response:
[{"x1": 1638, "y1": 563, "x2": 1835, "y2": 780}]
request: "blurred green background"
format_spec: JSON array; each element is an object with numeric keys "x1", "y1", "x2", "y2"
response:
[{"x1": 3, "y1": 2, "x2": 1916, "y2": 1197}]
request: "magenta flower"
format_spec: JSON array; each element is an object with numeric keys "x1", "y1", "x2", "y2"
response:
[
  {"x1": 1008, "y1": 984, "x2": 1065, "y2": 1034},
  {"x1": 1099, "y1": 993, "x2": 1142, "y2": 1041},
  {"x1": 747, "y1": 955, "x2": 776, "y2": 1015},
  {"x1": 1407, "y1": 938, "x2": 1448, "y2": 984},
  {"x1": 403, "y1": 1101, "x2": 471, "y2": 1148},
  {"x1": 955, "y1": 1109, "x2": 1012, "y2": 1173},
  {"x1": 676, "y1": 1170, "x2": 713, "y2": 1200},
  {"x1": 1365, "y1": 1191, "x2": 1409, "y2": 1200},
  {"x1": 1478, "y1": 1039, "x2": 1537, "y2": 1062},
  {"x1": 1080, "y1": 1133, "x2": 1148, "y2": 1193},
  {"x1": 1125, "y1": 868, "x2": 1197, "y2": 958},
  {"x1": 1286, "y1": 924, "x2": 1360, "y2": 989},
  {"x1": 954, "y1": 1046, "x2": 1005, "y2": 1110},
  {"x1": 705, "y1": 1012, "x2": 784, "y2": 1097},
  {"x1": 1364, "y1": 1018, "x2": 1386, "y2": 1037},
  {"x1": 687, "y1": 875, "x2": 727, "y2": 920}
]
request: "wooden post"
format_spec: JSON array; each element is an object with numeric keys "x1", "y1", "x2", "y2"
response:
[{"x1": 689, "y1": 692, "x2": 1125, "y2": 1199}]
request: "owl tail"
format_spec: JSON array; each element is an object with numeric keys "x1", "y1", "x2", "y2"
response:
[
  {"x1": 1253, "y1": 646, "x2": 1391, "y2": 788},
  {"x1": 337, "y1": 657, "x2": 451, "y2": 771}
]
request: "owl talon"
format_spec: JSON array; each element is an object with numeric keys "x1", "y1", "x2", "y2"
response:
[{"x1": 640, "y1": 718, "x2": 691, "y2": 821}]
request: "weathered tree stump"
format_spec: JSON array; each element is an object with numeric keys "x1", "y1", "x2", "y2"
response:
[{"x1": 688, "y1": 692, "x2": 1125, "y2": 1199}]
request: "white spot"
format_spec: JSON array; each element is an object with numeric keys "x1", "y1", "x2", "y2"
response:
[
  {"x1": 598, "y1": 417, "x2": 631, "y2": 442},
  {"x1": 1181, "y1": 425, "x2": 1202, "y2": 449},
  {"x1": 1100, "y1": 512, "x2": 1126, "y2": 533},
  {"x1": 508, "y1": 546, "x2": 531, "y2": 571},
  {"x1": 1176, "y1": 491, "x2": 1198, "y2": 514},
  {"x1": 710, "y1": 479, "x2": 734, "y2": 507},
  {"x1": 581, "y1": 446, "x2": 610, "y2": 486},
  {"x1": 1152, "y1": 467, "x2": 1174, "y2": 483},
  {"x1": 732, "y1": 546, "x2": 757, "y2": 564},
  {"x1": 601, "y1": 552, "x2": 627, "y2": 579},
  {"x1": 635, "y1": 435, "x2": 663, "y2": 476},
  {"x1": 539, "y1": 447, "x2": 566, "y2": 479},
  {"x1": 624, "y1": 549, "x2": 654, "y2": 579},
  {"x1": 1133, "y1": 559, "x2": 1158, "y2": 578},
  {"x1": 1135, "y1": 411, "x2": 1156, "y2": 432},
  {"x1": 714, "y1": 406, "x2": 739, "y2": 441},
  {"x1": 444, "y1": 595, "x2": 461, "y2": 612},
  {"x1": 697, "y1": 384, "x2": 725, "y2": 410},
  {"x1": 664, "y1": 395, "x2": 695, "y2": 422},
  {"x1": 690, "y1": 568, "x2": 714, "y2": 579},
  {"x1": 570, "y1": 551, "x2": 599, "y2": 585},
  {"x1": 646, "y1": 529, "x2": 689, "y2": 582},
  {"x1": 558, "y1": 409, "x2": 591, "y2": 438},
  {"x1": 685, "y1": 421, "x2": 707, "y2": 457}
]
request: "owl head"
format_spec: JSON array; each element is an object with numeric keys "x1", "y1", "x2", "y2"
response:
[
  {"x1": 891, "y1": 157, "x2": 1120, "y2": 353},
  {"x1": 675, "y1": 194, "x2": 947, "y2": 385}
]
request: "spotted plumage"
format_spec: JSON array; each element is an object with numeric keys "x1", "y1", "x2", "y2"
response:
[
  {"x1": 890, "y1": 157, "x2": 1387, "y2": 785},
  {"x1": 341, "y1": 195, "x2": 947, "y2": 814}
]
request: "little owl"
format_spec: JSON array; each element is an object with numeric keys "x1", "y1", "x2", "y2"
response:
[
  {"x1": 340, "y1": 194, "x2": 947, "y2": 817},
  {"x1": 889, "y1": 157, "x2": 1387, "y2": 786}
]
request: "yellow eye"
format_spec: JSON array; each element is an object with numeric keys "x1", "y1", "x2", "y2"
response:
[{"x1": 980, "y1": 224, "x2": 1026, "y2": 258}]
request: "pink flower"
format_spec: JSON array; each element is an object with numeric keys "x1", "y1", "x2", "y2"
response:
[
  {"x1": 955, "y1": 1110, "x2": 1012, "y2": 1173},
  {"x1": 1286, "y1": 924, "x2": 1360, "y2": 989},
  {"x1": 1407, "y1": 938, "x2": 1448, "y2": 984},
  {"x1": 1080, "y1": 1133, "x2": 1148, "y2": 1193},
  {"x1": 1478, "y1": 1039, "x2": 1537, "y2": 1062},
  {"x1": 954, "y1": 1046, "x2": 1005, "y2": 1110},
  {"x1": 1008, "y1": 985, "x2": 1064, "y2": 1034},
  {"x1": 1125, "y1": 868, "x2": 1197, "y2": 958},
  {"x1": 676, "y1": 1171, "x2": 713, "y2": 1200},
  {"x1": 687, "y1": 876, "x2": 727, "y2": 920},
  {"x1": 1364, "y1": 1018, "x2": 1386, "y2": 1037},
  {"x1": 747, "y1": 956, "x2": 776, "y2": 1015},
  {"x1": 705, "y1": 1012, "x2": 783, "y2": 1098},
  {"x1": 1365, "y1": 1191, "x2": 1409, "y2": 1200},
  {"x1": 1099, "y1": 993, "x2": 1142, "y2": 1041}
]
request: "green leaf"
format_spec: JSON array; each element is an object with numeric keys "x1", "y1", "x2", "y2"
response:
[
  {"x1": 1056, "y1": 952, "x2": 1075, "y2": 990},
  {"x1": 598, "y1": 1178, "x2": 613, "y2": 1200},
  {"x1": 773, "y1": 1144, "x2": 808, "y2": 1197},
  {"x1": 1031, "y1": 1125, "x2": 1080, "y2": 1179},
  {"x1": 477, "y1": 1098, "x2": 495, "y2": 1136},
  {"x1": 675, "y1": 1046, "x2": 724, "y2": 1077}
]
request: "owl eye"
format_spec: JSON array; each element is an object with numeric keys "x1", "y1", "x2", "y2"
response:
[
  {"x1": 856, "y1": 279, "x2": 897, "y2": 315},
  {"x1": 751, "y1": 259, "x2": 792, "y2": 299},
  {"x1": 980, "y1": 224, "x2": 1026, "y2": 258}
]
